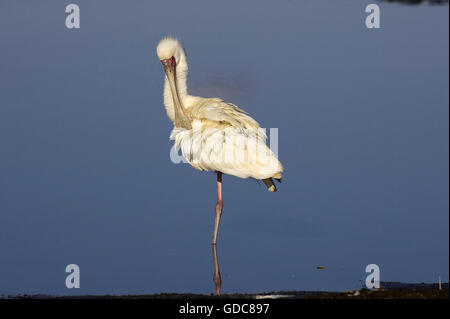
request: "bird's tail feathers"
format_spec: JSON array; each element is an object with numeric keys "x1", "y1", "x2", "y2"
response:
[{"x1": 262, "y1": 178, "x2": 277, "y2": 192}]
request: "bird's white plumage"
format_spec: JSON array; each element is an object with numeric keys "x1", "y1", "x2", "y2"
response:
[
  {"x1": 170, "y1": 119, "x2": 281, "y2": 180},
  {"x1": 157, "y1": 37, "x2": 283, "y2": 184}
]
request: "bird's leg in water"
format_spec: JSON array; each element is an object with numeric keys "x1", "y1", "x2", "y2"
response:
[
  {"x1": 212, "y1": 172, "x2": 223, "y2": 294},
  {"x1": 212, "y1": 172, "x2": 223, "y2": 245},
  {"x1": 212, "y1": 244, "x2": 222, "y2": 295}
]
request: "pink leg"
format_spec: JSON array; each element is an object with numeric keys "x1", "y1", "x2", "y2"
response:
[
  {"x1": 212, "y1": 244, "x2": 222, "y2": 295},
  {"x1": 212, "y1": 172, "x2": 223, "y2": 245}
]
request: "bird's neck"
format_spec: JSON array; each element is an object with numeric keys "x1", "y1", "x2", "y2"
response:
[{"x1": 163, "y1": 55, "x2": 189, "y2": 123}]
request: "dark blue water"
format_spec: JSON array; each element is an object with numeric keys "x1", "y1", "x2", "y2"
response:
[{"x1": 0, "y1": 0, "x2": 448, "y2": 295}]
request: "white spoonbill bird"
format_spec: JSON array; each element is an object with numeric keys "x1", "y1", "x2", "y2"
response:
[{"x1": 156, "y1": 37, "x2": 283, "y2": 246}]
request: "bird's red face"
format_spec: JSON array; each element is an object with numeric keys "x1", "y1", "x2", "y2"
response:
[
  {"x1": 160, "y1": 56, "x2": 177, "y2": 82},
  {"x1": 160, "y1": 56, "x2": 176, "y2": 68},
  {"x1": 161, "y1": 56, "x2": 176, "y2": 80}
]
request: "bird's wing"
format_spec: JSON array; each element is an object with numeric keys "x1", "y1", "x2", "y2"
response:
[
  {"x1": 172, "y1": 97, "x2": 283, "y2": 180},
  {"x1": 188, "y1": 98, "x2": 262, "y2": 133}
]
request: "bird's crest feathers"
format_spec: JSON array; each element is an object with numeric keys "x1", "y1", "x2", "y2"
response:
[{"x1": 157, "y1": 37, "x2": 185, "y2": 61}]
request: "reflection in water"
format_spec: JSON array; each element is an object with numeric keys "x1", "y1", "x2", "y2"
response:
[{"x1": 212, "y1": 244, "x2": 222, "y2": 295}]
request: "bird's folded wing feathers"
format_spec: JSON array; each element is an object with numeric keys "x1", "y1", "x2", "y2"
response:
[{"x1": 188, "y1": 98, "x2": 263, "y2": 134}]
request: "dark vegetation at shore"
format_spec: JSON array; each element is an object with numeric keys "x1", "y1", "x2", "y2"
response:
[
  {"x1": 2, "y1": 282, "x2": 448, "y2": 299},
  {"x1": 380, "y1": 0, "x2": 448, "y2": 4}
]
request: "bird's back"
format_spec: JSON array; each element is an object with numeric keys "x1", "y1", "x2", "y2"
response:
[{"x1": 171, "y1": 97, "x2": 283, "y2": 188}]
